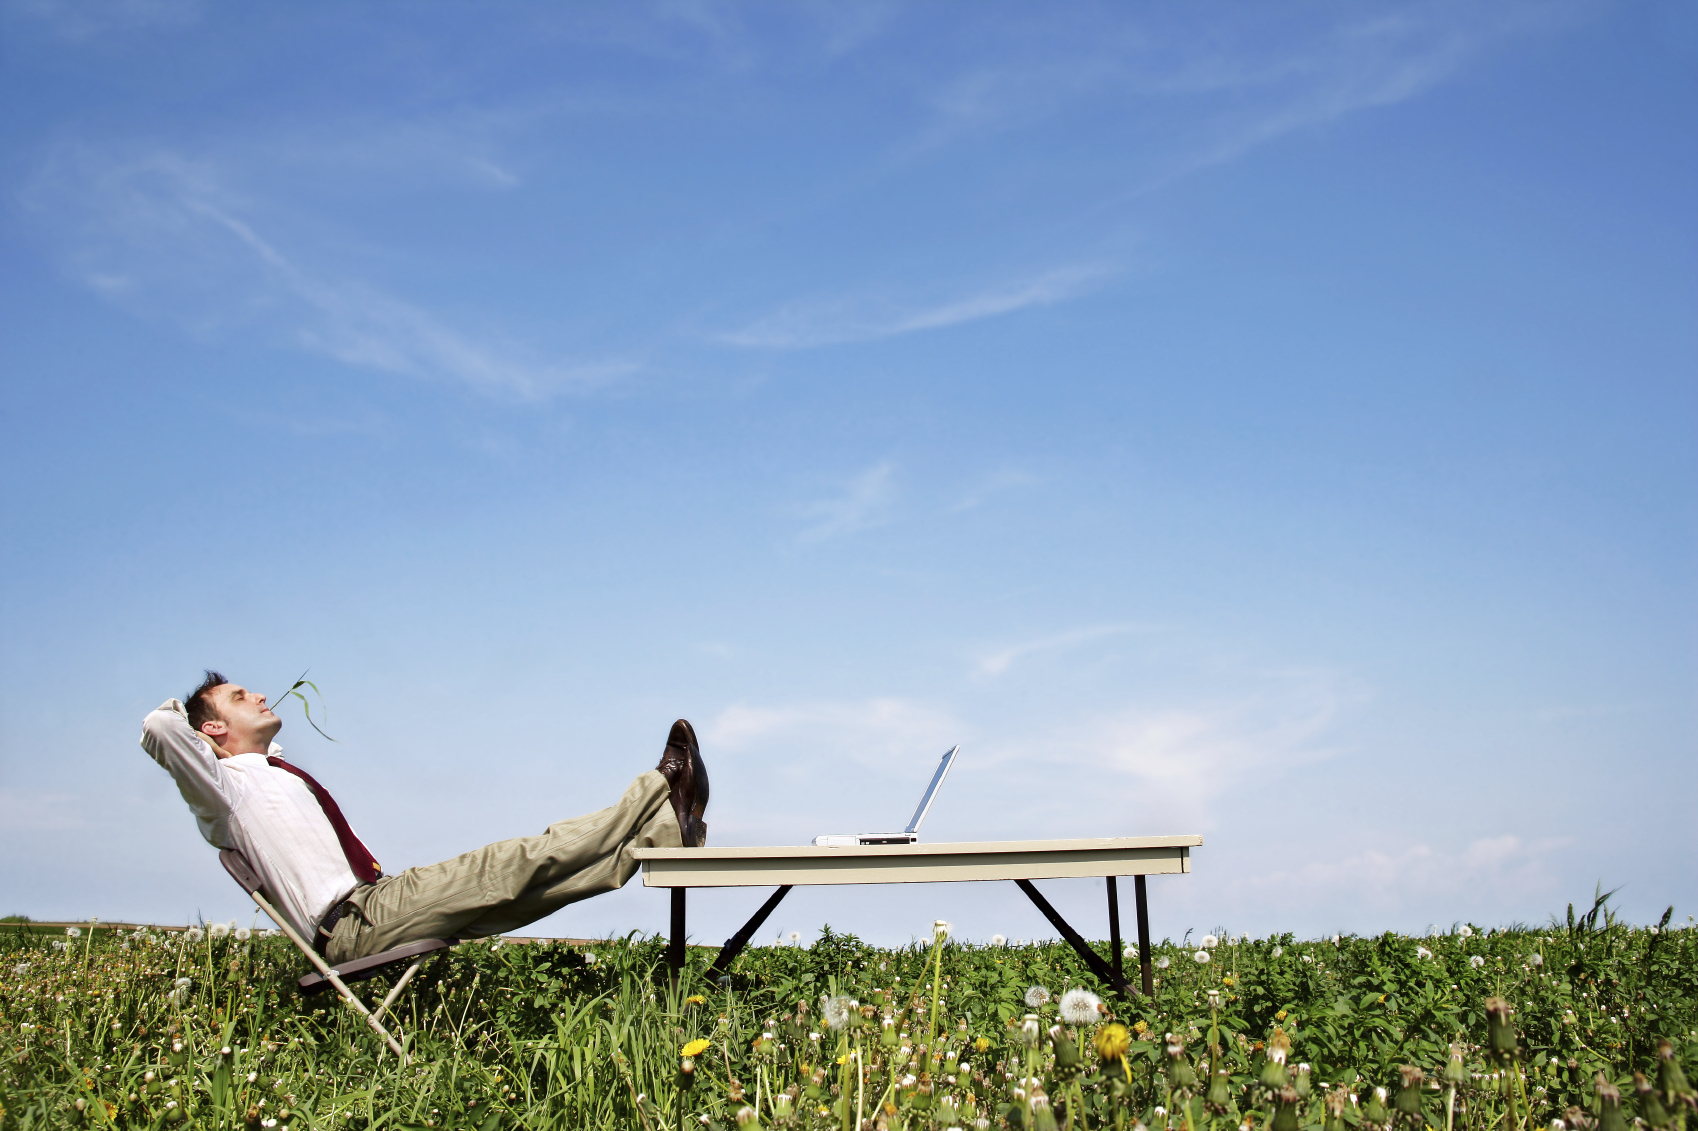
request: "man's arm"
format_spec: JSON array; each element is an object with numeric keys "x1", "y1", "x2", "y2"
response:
[{"x1": 140, "y1": 699, "x2": 241, "y2": 831}]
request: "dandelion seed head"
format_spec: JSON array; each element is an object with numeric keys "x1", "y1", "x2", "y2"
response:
[
  {"x1": 1459, "y1": 926, "x2": 1474, "y2": 938},
  {"x1": 1024, "y1": 985, "x2": 1052, "y2": 1008},
  {"x1": 1193, "y1": 950, "x2": 1211, "y2": 964},
  {"x1": 210, "y1": 923, "x2": 230, "y2": 939},
  {"x1": 66, "y1": 926, "x2": 82, "y2": 938},
  {"x1": 1271, "y1": 946, "x2": 1283, "y2": 958},
  {"x1": 1530, "y1": 954, "x2": 1544, "y2": 966},
  {"x1": 992, "y1": 935, "x2": 1006, "y2": 947},
  {"x1": 934, "y1": 920, "x2": 952, "y2": 941},
  {"x1": 788, "y1": 931, "x2": 800, "y2": 944},
  {"x1": 1155, "y1": 956, "x2": 1171, "y2": 970},
  {"x1": 1416, "y1": 946, "x2": 1433, "y2": 959},
  {"x1": 1201, "y1": 934, "x2": 1218, "y2": 948},
  {"x1": 1470, "y1": 955, "x2": 1485, "y2": 968},
  {"x1": 1059, "y1": 988, "x2": 1101, "y2": 1025},
  {"x1": 186, "y1": 927, "x2": 204, "y2": 943},
  {"x1": 822, "y1": 995, "x2": 854, "y2": 1031}
]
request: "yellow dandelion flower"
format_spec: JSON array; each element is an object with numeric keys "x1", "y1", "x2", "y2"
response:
[
  {"x1": 1094, "y1": 1023, "x2": 1131, "y2": 1062},
  {"x1": 685, "y1": 995, "x2": 706, "y2": 1006},
  {"x1": 1275, "y1": 1010, "x2": 1288, "y2": 1021},
  {"x1": 682, "y1": 1039, "x2": 711, "y2": 1058},
  {"x1": 975, "y1": 1036, "x2": 991, "y2": 1052},
  {"x1": 1132, "y1": 1020, "x2": 1149, "y2": 1035}
]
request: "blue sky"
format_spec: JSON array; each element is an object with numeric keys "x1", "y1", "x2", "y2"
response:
[{"x1": 1, "y1": 0, "x2": 1693, "y2": 948}]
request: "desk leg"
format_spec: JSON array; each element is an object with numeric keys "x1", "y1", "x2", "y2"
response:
[
  {"x1": 1134, "y1": 875, "x2": 1153, "y2": 997},
  {"x1": 1107, "y1": 877, "x2": 1124, "y2": 984},
  {"x1": 1016, "y1": 879, "x2": 1134, "y2": 999},
  {"x1": 669, "y1": 887, "x2": 687, "y2": 984},
  {"x1": 709, "y1": 885, "x2": 794, "y2": 980}
]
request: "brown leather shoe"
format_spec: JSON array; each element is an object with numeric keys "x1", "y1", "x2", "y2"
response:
[
  {"x1": 672, "y1": 718, "x2": 709, "y2": 821},
  {"x1": 656, "y1": 720, "x2": 698, "y2": 845}
]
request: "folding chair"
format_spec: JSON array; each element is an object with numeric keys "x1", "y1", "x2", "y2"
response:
[{"x1": 220, "y1": 849, "x2": 456, "y2": 1061}]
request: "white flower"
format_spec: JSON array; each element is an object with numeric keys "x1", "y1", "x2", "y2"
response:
[
  {"x1": 822, "y1": 995, "x2": 854, "y2": 1031},
  {"x1": 66, "y1": 927, "x2": 82, "y2": 938},
  {"x1": 236, "y1": 927, "x2": 252, "y2": 942},
  {"x1": 1123, "y1": 944, "x2": 1137, "y2": 958},
  {"x1": 1024, "y1": 985, "x2": 1051, "y2": 1008},
  {"x1": 209, "y1": 923, "x2": 230, "y2": 939},
  {"x1": 1530, "y1": 954, "x2": 1544, "y2": 966},
  {"x1": 992, "y1": 935, "x2": 1006, "y2": 947},
  {"x1": 1271, "y1": 946, "x2": 1283, "y2": 958},
  {"x1": 1416, "y1": 946, "x2": 1433, "y2": 959},
  {"x1": 175, "y1": 977, "x2": 193, "y2": 988},
  {"x1": 186, "y1": 927, "x2": 204, "y2": 943},
  {"x1": 934, "y1": 920, "x2": 952, "y2": 941},
  {"x1": 1201, "y1": 935, "x2": 1218, "y2": 948},
  {"x1": 1059, "y1": 988, "x2": 1101, "y2": 1024},
  {"x1": 1470, "y1": 955, "x2": 1485, "y2": 968},
  {"x1": 583, "y1": 952, "x2": 597, "y2": 965},
  {"x1": 1020, "y1": 1015, "x2": 1042, "y2": 1046},
  {"x1": 788, "y1": 932, "x2": 800, "y2": 945},
  {"x1": 1458, "y1": 925, "x2": 1474, "y2": 938},
  {"x1": 1155, "y1": 956, "x2": 1171, "y2": 970},
  {"x1": 1193, "y1": 950, "x2": 1211, "y2": 964}
]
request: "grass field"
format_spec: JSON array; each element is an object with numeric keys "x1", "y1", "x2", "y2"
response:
[{"x1": 1, "y1": 895, "x2": 1693, "y2": 1131}]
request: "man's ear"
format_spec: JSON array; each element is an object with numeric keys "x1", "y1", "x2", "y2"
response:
[{"x1": 200, "y1": 719, "x2": 229, "y2": 739}]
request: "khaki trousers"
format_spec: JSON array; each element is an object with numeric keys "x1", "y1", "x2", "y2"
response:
[{"x1": 326, "y1": 770, "x2": 681, "y2": 963}]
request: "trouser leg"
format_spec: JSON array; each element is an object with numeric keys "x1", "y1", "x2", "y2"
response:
[{"x1": 328, "y1": 770, "x2": 680, "y2": 962}]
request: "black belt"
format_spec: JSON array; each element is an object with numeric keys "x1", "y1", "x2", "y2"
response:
[{"x1": 312, "y1": 889, "x2": 372, "y2": 957}]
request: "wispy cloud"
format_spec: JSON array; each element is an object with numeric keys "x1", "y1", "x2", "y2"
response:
[
  {"x1": 1027, "y1": 667, "x2": 1357, "y2": 827},
  {"x1": 1223, "y1": 834, "x2": 1575, "y2": 920},
  {"x1": 975, "y1": 623, "x2": 1147, "y2": 677},
  {"x1": 707, "y1": 696, "x2": 963, "y2": 771},
  {"x1": 21, "y1": 146, "x2": 628, "y2": 400},
  {"x1": 796, "y1": 461, "x2": 896, "y2": 541},
  {"x1": 8, "y1": 0, "x2": 200, "y2": 39},
  {"x1": 721, "y1": 264, "x2": 1114, "y2": 349}
]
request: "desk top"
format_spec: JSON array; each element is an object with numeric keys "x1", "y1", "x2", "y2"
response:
[{"x1": 633, "y1": 835, "x2": 1202, "y2": 888}]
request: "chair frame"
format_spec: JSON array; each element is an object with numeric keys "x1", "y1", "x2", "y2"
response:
[{"x1": 219, "y1": 849, "x2": 455, "y2": 1061}]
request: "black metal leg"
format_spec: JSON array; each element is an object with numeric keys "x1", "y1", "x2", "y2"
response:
[
  {"x1": 1107, "y1": 877, "x2": 1123, "y2": 983},
  {"x1": 1134, "y1": 874, "x2": 1153, "y2": 996},
  {"x1": 1016, "y1": 879, "x2": 1134, "y2": 999},
  {"x1": 669, "y1": 888, "x2": 687, "y2": 983},
  {"x1": 709, "y1": 886, "x2": 794, "y2": 979}
]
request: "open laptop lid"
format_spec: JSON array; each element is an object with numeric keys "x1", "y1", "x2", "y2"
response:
[{"x1": 904, "y1": 745, "x2": 959, "y2": 835}]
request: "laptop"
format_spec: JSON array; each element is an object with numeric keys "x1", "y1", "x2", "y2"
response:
[{"x1": 812, "y1": 745, "x2": 960, "y2": 846}]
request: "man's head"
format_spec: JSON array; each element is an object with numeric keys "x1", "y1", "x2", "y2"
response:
[{"x1": 185, "y1": 670, "x2": 281, "y2": 757}]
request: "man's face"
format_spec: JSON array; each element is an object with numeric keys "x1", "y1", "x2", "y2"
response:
[{"x1": 202, "y1": 682, "x2": 282, "y2": 750}]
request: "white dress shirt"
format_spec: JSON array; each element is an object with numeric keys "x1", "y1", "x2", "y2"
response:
[{"x1": 140, "y1": 700, "x2": 361, "y2": 940}]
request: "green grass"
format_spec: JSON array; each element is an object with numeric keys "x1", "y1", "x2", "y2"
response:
[{"x1": 1, "y1": 897, "x2": 1694, "y2": 1131}]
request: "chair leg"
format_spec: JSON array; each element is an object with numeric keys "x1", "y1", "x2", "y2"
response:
[
  {"x1": 247, "y1": 890, "x2": 408, "y2": 1062},
  {"x1": 374, "y1": 961, "x2": 424, "y2": 1025}
]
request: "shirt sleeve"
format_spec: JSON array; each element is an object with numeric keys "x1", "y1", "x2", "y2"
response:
[{"x1": 140, "y1": 698, "x2": 242, "y2": 841}]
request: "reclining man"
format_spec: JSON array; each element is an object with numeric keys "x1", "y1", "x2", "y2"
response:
[{"x1": 140, "y1": 671, "x2": 707, "y2": 964}]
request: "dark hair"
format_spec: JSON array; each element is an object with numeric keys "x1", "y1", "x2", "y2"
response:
[{"x1": 185, "y1": 670, "x2": 229, "y2": 735}]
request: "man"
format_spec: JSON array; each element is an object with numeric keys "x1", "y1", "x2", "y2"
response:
[{"x1": 140, "y1": 671, "x2": 707, "y2": 964}]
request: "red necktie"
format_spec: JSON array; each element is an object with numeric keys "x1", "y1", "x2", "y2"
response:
[{"x1": 266, "y1": 757, "x2": 382, "y2": 884}]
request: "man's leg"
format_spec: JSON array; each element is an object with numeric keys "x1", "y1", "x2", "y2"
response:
[{"x1": 328, "y1": 770, "x2": 682, "y2": 962}]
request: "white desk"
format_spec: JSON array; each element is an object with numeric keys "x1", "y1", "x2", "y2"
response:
[{"x1": 633, "y1": 835, "x2": 1203, "y2": 997}]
